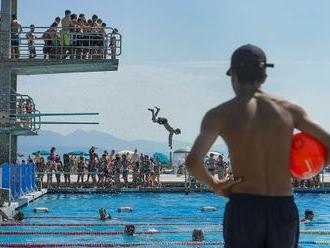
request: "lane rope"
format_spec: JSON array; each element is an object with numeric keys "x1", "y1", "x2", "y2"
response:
[
  {"x1": 24, "y1": 215, "x2": 222, "y2": 220},
  {"x1": 0, "y1": 230, "x2": 222, "y2": 236},
  {"x1": 0, "y1": 241, "x2": 225, "y2": 247},
  {"x1": 1, "y1": 229, "x2": 330, "y2": 235},
  {"x1": 2, "y1": 241, "x2": 330, "y2": 247},
  {"x1": 0, "y1": 222, "x2": 220, "y2": 227}
]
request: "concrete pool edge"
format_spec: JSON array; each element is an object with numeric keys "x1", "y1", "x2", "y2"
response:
[
  {"x1": 44, "y1": 187, "x2": 330, "y2": 194},
  {"x1": 0, "y1": 188, "x2": 48, "y2": 220}
]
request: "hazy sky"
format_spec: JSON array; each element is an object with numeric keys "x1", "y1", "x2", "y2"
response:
[{"x1": 14, "y1": 0, "x2": 330, "y2": 146}]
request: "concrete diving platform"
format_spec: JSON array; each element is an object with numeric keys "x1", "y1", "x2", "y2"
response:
[
  {"x1": 0, "y1": 127, "x2": 38, "y2": 136},
  {"x1": 3, "y1": 59, "x2": 119, "y2": 75}
]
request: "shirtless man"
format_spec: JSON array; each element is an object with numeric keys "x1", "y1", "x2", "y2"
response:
[
  {"x1": 11, "y1": 15, "x2": 22, "y2": 59},
  {"x1": 26, "y1": 25, "x2": 37, "y2": 58},
  {"x1": 186, "y1": 44, "x2": 330, "y2": 248}
]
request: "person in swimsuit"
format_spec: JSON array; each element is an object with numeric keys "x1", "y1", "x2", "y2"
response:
[
  {"x1": 301, "y1": 209, "x2": 314, "y2": 224},
  {"x1": 11, "y1": 15, "x2": 22, "y2": 59},
  {"x1": 63, "y1": 154, "x2": 71, "y2": 186},
  {"x1": 186, "y1": 44, "x2": 330, "y2": 248},
  {"x1": 77, "y1": 156, "x2": 85, "y2": 185},
  {"x1": 110, "y1": 28, "x2": 118, "y2": 59},
  {"x1": 25, "y1": 25, "x2": 37, "y2": 59},
  {"x1": 99, "y1": 208, "x2": 111, "y2": 220},
  {"x1": 148, "y1": 106, "x2": 181, "y2": 149},
  {"x1": 205, "y1": 153, "x2": 217, "y2": 176}
]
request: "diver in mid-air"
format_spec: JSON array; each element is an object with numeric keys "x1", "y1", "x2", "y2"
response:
[{"x1": 148, "y1": 106, "x2": 181, "y2": 149}]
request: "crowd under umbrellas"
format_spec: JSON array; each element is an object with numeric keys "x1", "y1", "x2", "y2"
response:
[{"x1": 10, "y1": 9, "x2": 119, "y2": 59}]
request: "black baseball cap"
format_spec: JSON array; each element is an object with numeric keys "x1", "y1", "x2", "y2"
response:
[{"x1": 226, "y1": 44, "x2": 274, "y2": 76}]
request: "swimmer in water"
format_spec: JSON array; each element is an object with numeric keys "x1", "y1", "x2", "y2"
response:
[
  {"x1": 13, "y1": 211, "x2": 24, "y2": 221},
  {"x1": 148, "y1": 106, "x2": 181, "y2": 149},
  {"x1": 186, "y1": 44, "x2": 330, "y2": 248},
  {"x1": 99, "y1": 208, "x2": 111, "y2": 220},
  {"x1": 301, "y1": 209, "x2": 314, "y2": 224}
]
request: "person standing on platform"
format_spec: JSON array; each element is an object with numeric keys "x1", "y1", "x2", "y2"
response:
[
  {"x1": 11, "y1": 14, "x2": 22, "y2": 59},
  {"x1": 26, "y1": 24, "x2": 37, "y2": 58}
]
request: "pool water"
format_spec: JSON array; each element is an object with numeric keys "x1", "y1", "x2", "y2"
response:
[{"x1": 1, "y1": 193, "x2": 330, "y2": 247}]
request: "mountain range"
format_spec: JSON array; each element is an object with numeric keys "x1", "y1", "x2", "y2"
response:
[{"x1": 18, "y1": 130, "x2": 227, "y2": 156}]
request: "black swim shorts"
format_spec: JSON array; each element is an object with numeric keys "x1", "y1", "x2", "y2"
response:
[{"x1": 223, "y1": 193, "x2": 299, "y2": 248}]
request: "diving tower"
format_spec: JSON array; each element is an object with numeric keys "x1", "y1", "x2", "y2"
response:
[{"x1": 0, "y1": 0, "x2": 122, "y2": 164}]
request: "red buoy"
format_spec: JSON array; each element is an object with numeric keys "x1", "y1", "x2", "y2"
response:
[{"x1": 290, "y1": 132, "x2": 326, "y2": 179}]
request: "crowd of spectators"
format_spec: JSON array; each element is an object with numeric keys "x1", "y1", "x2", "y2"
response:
[
  {"x1": 30, "y1": 147, "x2": 325, "y2": 190},
  {"x1": 10, "y1": 10, "x2": 118, "y2": 59},
  {"x1": 293, "y1": 176, "x2": 321, "y2": 189},
  {"x1": 34, "y1": 146, "x2": 163, "y2": 188}
]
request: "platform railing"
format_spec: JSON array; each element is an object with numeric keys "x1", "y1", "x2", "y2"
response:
[
  {"x1": 0, "y1": 26, "x2": 121, "y2": 60},
  {"x1": 11, "y1": 92, "x2": 41, "y2": 132},
  {"x1": 0, "y1": 89, "x2": 40, "y2": 133}
]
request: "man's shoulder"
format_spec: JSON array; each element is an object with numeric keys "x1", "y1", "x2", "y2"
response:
[
  {"x1": 258, "y1": 92, "x2": 306, "y2": 118},
  {"x1": 201, "y1": 99, "x2": 236, "y2": 131},
  {"x1": 264, "y1": 93, "x2": 303, "y2": 110},
  {"x1": 206, "y1": 99, "x2": 237, "y2": 116}
]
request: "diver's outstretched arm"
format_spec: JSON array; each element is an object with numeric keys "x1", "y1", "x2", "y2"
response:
[{"x1": 168, "y1": 132, "x2": 174, "y2": 149}]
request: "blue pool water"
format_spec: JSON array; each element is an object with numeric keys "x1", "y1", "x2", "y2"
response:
[{"x1": 1, "y1": 193, "x2": 330, "y2": 247}]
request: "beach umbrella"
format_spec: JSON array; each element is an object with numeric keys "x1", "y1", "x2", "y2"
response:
[
  {"x1": 173, "y1": 148, "x2": 190, "y2": 154},
  {"x1": 207, "y1": 151, "x2": 222, "y2": 158},
  {"x1": 118, "y1": 150, "x2": 134, "y2": 155},
  {"x1": 117, "y1": 150, "x2": 134, "y2": 159},
  {"x1": 68, "y1": 151, "x2": 89, "y2": 156},
  {"x1": 153, "y1": 152, "x2": 169, "y2": 164},
  {"x1": 32, "y1": 150, "x2": 50, "y2": 156}
]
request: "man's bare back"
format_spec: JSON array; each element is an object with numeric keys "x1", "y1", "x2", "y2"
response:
[{"x1": 208, "y1": 91, "x2": 296, "y2": 196}]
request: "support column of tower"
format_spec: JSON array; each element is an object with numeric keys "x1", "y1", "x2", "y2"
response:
[
  {"x1": 0, "y1": 69, "x2": 17, "y2": 164},
  {"x1": 0, "y1": 0, "x2": 17, "y2": 164}
]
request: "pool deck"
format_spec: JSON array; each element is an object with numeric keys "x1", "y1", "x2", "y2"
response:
[
  {"x1": 0, "y1": 188, "x2": 47, "y2": 220},
  {"x1": 45, "y1": 186, "x2": 330, "y2": 194},
  {"x1": 42, "y1": 173, "x2": 330, "y2": 194}
]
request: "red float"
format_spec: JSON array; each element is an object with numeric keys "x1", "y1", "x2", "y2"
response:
[{"x1": 290, "y1": 132, "x2": 326, "y2": 179}]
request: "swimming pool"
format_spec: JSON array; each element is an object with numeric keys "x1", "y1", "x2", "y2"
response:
[{"x1": 1, "y1": 193, "x2": 330, "y2": 247}]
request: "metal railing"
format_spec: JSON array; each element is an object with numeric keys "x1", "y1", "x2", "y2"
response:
[
  {"x1": 1, "y1": 26, "x2": 122, "y2": 60},
  {"x1": 0, "y1": 89, "x2": 40, "y2": 133}
]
